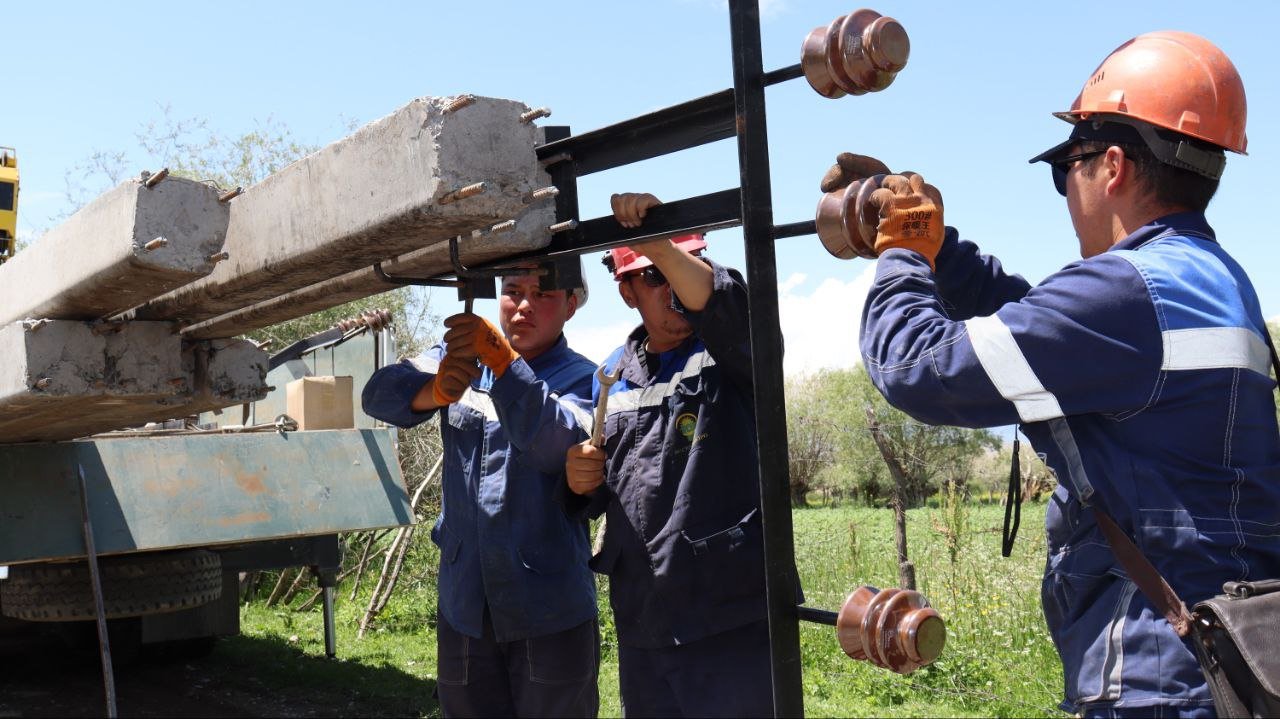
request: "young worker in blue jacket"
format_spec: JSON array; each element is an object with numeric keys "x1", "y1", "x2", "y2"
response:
[
  {"x1": 362, "y1": 266, "x2": 599, "y2": 718},
  {"x1": 565, "y1": 193, "x2": 795, "y2": 718},
  {"x1": 832, "y1": 32, "x2": 1280, "y2": 717}
]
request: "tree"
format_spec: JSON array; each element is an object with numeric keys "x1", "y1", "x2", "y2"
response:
[
  {"x1": 784, "y1": 373, "x2": 839, "y2": 507},
  {"x1": 784, "y1": 366, "x2": 999, "y2": 508}
]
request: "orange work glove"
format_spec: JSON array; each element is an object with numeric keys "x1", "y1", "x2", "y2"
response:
[
  {"x1": 442, "y1": 313, "x2": 520, "y2": 377},
  {"x1": 819, "y1": 152, "x2": 891, "y2": 193},
  {"x1": 565, "y1": 441, "x2": 606, "y2": 496},
  {"x1": 428, "y1": 353, "x2": 482, "y2": 407},
  {"x1": 866, "y1": 173, "x2": 945, "y2": 271}
]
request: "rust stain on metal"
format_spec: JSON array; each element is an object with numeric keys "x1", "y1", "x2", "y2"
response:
[
  {"x1": 218, "y1": 511, "x2": 271, "y2": 526},
  {"x1": 143, "y1": 476, "x2": 197, "y2": 498},
  {"x1": 235, "y1": 473, "x2": 266, "y2": 495}
]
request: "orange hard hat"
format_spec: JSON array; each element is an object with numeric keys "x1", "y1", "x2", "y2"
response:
[
  {"x1": 1057, "y1": 31, "x2": 1247, "y2": 155},
  {"x1": 608, "y1": 234, "x2": 707, "y2": 279}
]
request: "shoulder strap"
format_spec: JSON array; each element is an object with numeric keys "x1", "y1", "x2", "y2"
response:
[{"x1": 1093, "y1": 509, "x2": 1194, "y2": 637}]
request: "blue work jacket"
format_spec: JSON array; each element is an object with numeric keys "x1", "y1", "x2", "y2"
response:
[
  {"x1": 576, "y1": 260, "x2": 796, "y2": 649},
  {"x1": 361, "y1": 334, "x2": 598, "y2": 643},
  {"x1": 861, "y1": 213, "x2": 1280, "y2": 714}
]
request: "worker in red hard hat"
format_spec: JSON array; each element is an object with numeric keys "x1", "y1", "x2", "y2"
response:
[
  {"x1": 827, "y1": 31, "x2": 1280, "y2": 718},
  {"x1": 603, "y1": 230, "x2": 707, "y2": 353},
  {"x1": 563, "y1": 193, "x2": 798, "y2": 717}
]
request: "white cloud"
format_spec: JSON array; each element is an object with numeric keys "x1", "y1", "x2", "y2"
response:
[
  {"x1": 778, "y1": 265, "x2": 875, "y2": 377},
  {"x1": 563, "y1": 319, "x2": 638, "y2": 367}
]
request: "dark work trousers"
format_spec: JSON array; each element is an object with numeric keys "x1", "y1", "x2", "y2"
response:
[
  {"x1": 435, "y1": 607, "x2": 600, "y2": 718},
  {"x1": 618, "y1": 618, "x2": 773, "y2": 718}
]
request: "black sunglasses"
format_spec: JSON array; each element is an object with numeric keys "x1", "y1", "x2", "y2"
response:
[
  {"x1": 629, "y1": 265, "x2": 668, "y2": 288},
  {"x1": 1050, "y1": 150, "x2": 1106, "y2": 196}
]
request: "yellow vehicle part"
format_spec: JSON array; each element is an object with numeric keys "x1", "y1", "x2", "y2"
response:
[{"x1": 0, "y1": 147, "x2": 18, "y2": 261}]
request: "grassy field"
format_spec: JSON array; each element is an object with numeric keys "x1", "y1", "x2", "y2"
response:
[{"x1": 227, "y1": 501, "x2": 1063, "y2": 717}]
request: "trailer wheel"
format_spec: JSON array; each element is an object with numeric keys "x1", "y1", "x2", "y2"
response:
[{"x1": 0, "y1": 550, "x2": 222, "y2": 622}]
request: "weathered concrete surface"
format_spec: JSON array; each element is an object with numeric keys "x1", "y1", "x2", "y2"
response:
[
  {"x1": 133, "y1": 96, "x2": 551, "y2": 326},
  {"x1": 182, "y1": 205, "x2": 555, "y2": 339},
  {"x1": 0, "y1": 177, "x2": 228, "y2": 325},
  {"x1": 0, "y1": 322, "x2": 266, "y2": 443},
  {"x1": 172, "y1": 338, "x2": 271, "y2": 416}
]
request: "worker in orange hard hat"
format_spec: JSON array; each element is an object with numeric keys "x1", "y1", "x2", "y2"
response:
[
  {"x1": 828, "y1": 31, "x2": 1280, "y2": 718},
  {"x1": 562, "y1": 193, "x2": 799, "y2": 717}
]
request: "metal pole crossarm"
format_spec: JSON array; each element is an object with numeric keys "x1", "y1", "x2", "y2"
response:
[
  {"x1": 729, "y1": 0, "x2": 806, "y2": 715},
  {"x1": 773, "y1": 220, "x2": 819, "y2": 240},
  {"x1": 535, "y1": 67, "x2": 802, "y2": 178},
  {"x1": 462, "y1": 188, "x2": 745, "y2": 272}
]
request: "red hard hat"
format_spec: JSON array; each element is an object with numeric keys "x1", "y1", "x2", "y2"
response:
[{"x1": 609, "y1": 234, "x2": 707, "y2": 279}]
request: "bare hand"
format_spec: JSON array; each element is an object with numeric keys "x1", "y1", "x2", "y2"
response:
[
  {"x1": 610, "y1": 192, "x2": 662, "y2": 229},
  {"x1": 565, "y1": 441, "x2": 606, "y2": 496}
]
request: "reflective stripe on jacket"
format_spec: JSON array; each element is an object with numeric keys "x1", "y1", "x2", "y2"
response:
[
  {"x1": 361, "y1": 334, "x2": 598, "y2": 643},
  {"x1": 861, "y1": 213, "x2": 1280, "y2": 714}
]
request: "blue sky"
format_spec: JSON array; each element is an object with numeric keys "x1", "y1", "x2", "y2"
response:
[{"x1": 7, "y1": 0, "x2": 1278, "y2": 373}]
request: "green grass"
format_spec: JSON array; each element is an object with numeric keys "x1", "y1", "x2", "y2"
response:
[
  {"x1": 791, "y1": 502, "x2": 1062, "y2": 717},
  {"x1": 231, "y1": 502, "x2": 1063, "y2": 717}
]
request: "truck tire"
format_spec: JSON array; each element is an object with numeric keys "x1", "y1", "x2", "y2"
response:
[{"x1": 0, "y1": 550, "x2": 222, "y2": 622}]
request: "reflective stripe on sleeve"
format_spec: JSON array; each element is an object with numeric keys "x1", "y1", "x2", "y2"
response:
[
  {"x1": 553, "y1": 391, "x2": 595, "y2": 435},
  {"x1": 1161, "y1": 327, "x2": 1272, "y2": 376},
  {"x1": 964, "y1": 314, "x2": 1065, "y2": 422}
]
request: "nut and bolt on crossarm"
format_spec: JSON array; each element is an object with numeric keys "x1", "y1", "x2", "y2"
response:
[
  {"x1": 438, "y1": 182, "x2": 488, "y2": 205},
  {"x1": 520, "y1": 107, "x2": 552, "y2": 124},
  {"x1": 548, "y1": 219, "x2": 578, "y2": 234},
  {"x1": 522, "y1": 186, "x2": 559, "y2": 204},
  {"x1": 218, "y1": 187, "x2": 243, "y2": 203},
  {"x1": 142, "y1": 168, "x2": 170, "y2": 188},
  {"x1": 442, "y1": 95, "x2": 477, "y2": 114},
  {"x1": 143, "y1": 237, "x2": 169, "y2": 251}
]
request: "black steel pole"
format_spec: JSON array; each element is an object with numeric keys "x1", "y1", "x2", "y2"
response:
[{"x1": 728, "y1": 1, "x2": 805, "y2": 716}]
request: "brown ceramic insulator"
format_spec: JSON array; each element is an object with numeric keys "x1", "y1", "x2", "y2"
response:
[
  {"x1": 816, "y1": 189, "x2": 857, "y2": 259},
  {"x1": 901, "y1": 607, "x2": 946, "y2": 667},
  {"x1": 834, "y1": 585, "x2": 947, "y2": 675},
  {"x1": 802, "y1": 26, "x2": 846, "y2": 99},
  {"x1": 859, "y1": 587, "x2": 900, "y2": 668},
  {"x1": 844, "y1": 175, "x2": 884, "y2": 258},
  {"x1": 836, "y1": 586, "x2": 879, "y2": 659},
  {"x1": 862, "y1": 16, "x2": 910, "y2": 73},
  {"x1": 872, "y1": 589, "x2": 922, "y2": 672},
  {"x1": 823, "y1": 16, "x2": 867, "y2": 97},
  {"x1": 832, "y1": 9, "x2": 910, "y2": 95}
]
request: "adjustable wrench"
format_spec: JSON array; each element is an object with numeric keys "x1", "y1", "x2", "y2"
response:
[{"x1": 590, "y1": 364, "x2": 622, "y2": 447}]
